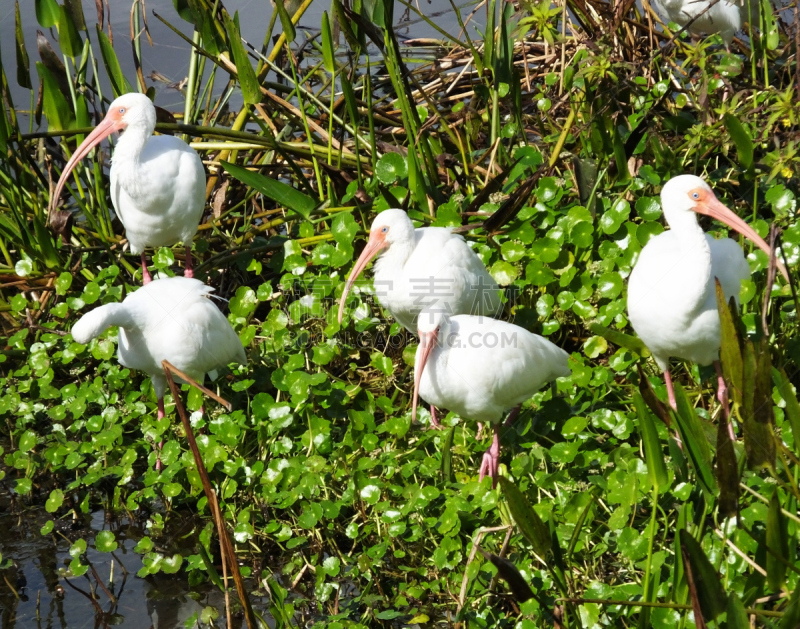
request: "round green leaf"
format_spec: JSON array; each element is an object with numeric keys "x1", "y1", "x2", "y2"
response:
[
  {"x1": 375, "y1": 153, "x2": 408, "y2": 184},
  {"x1": 583, "y1": 335, "x2": 608, "y2": 358},
  {"x1": 491, "y1": 261, "x2": 519, "y2": 286},
  {"x1": 95, "y1": 530, "x2": 118, "y2": 552},
  {"x1": 18, "y1": 430, "x2": 37, "y2": 453},
  {"x1": 45, "y1": 489, "x2": 64, "y2": 513}
]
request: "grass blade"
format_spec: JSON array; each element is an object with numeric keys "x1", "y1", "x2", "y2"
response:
[
  {"x1": 274, "y1": 0, "x2": 296, "y2": 44},
  {"x1": 723, "y1": 113, "x2": 754, "y2": 170},
  {"x1": 35, "y1": 0, "x2": 60, "y2": 28},
  {"x1": 223, "y1": 12, "x2": 261, "y2": 106},
  {"x1": 715, "y1": 280, "x2": 744, "y2": 406},
  {"x1": 321, "y1": 11, "x2": 336, "y2": 74},
  {"x1": 57, "y1": 4, "x2": 83, "y2": 58},
  {"x1": 742, "y1": 338, "x2": 776, "y2": 469},
  {"x1": 498, "y1": 477, "x2": 551, "y2": 558},
  {"x1": 95, "y1": 24, "x2": 134, "y2": 97},
  {"x1": 588, "y1": 322, "x2": 650, "y2": 357},
  {"x1": 221, "y1": 160, "x2": 316, "y2": 219},
  {"x1": 36, "y1": 62, "x2": 72, "y2": 130},
  {"x1": 14, "y1": 2, "x2": 32, "y2": 90},
  {"x1": 715, "y1": 406, "x2": 739, "y2": 520},
  {"x1": 775, "y1": 368, "x2": 800, "y2": 456},
  {"x1": 634, "y1": 392, "x2": 668, "y2": 490},
  {"x1": 441, "y1": 426, "x2": 454, "y2": 483},
  {"x1": 679, "y1": 530, "x2": 727, "y2": 622},
  {"x1": 766, "y1": 489, "x2": 788, "y2": 591},
  {"x1": 726, "y1": 592, "x2": 749, "y2": 629},
  {"x1": 673, "y1": 383, "x2": 718, "y2": 498}
]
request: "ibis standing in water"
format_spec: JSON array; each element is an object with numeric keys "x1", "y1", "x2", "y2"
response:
[
  {"x1": 338, "y1": 209, "x2": 503, "y2": 428},
  {"x1": 412, "y1": 309, "x2": 571, "y2": 486},
  {"x1": 52, "y1": 93, "x2": 206, "y2": 283},
  {"x1": 627, "y1": 175, "x2": 788, "y2": 426},
  {"x1": 72, "y1": 277, "x2": 246, "y2": 468}
]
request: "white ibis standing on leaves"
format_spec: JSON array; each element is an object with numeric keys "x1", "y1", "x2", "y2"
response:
[
  {"x1": 627, "y1": 175, "x2": 788, "y2": 429},
  {"x1": 52, "y1": 93, "x2": 206, "y2": 283},
  {"x1": 337, "y1": 209, "x2": 503, "y2": 428},
  {"x1": 412, "y1": 309, "x2": 571, "y2": 486},
  {"x1": 72, "y1": 277, "x2": 246, "y2": 467}
]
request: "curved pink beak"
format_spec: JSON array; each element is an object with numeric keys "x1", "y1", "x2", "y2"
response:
[
  {"x1": 411, "y1": 328, "x2": 438, "y2": 423},
  {"x1": 51, "y1": 113, "x2": 126, "y2": 212},
  {"x1": 695, "y1": 193, "x2": 790, "y2": 283},
  {"x1": 337, "y1": 231, "x2": 388, "y2": 324}
]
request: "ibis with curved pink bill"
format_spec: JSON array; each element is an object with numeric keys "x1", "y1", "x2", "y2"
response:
[
  {"x1": 628, "y1": 174, "x2": 789, "y2": 431},
  {"x1": 338, "y1": 209, "x2": 504, "y2": 428},
  {"x1": 337, "y1": 209, "x2": 502, "y2": 333},
  {"x1": 52, "y1": 93, "x2": 205, "y2": 283}
]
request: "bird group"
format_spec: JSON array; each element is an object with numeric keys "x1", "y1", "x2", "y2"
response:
[
  {"x1": 55, "y1": 94, "x2": 246, "y2": 468},
  {"x1": 56, "y1": 94, "x2": 789, "y2": 487},
  {"x1": 338, "y1": 177, "x2": 788, "y2": 486}
]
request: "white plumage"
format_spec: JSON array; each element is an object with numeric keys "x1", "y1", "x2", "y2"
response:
[
  {"x1": 628, "y1": 174, "x2": 788, "y2": 413},
  {"x1": 53, "y1": 94, "x2": 205, "y2": 282},
  {"x1": 338, "y1": 209, "x2": 502, "y2": 333},
  {"x1": 651, "y1": 0, "x2": 760, "y2": 44},
  {"x1": 412, "y1": 310, "x2": 571, "y2": 484},
  {"x1": 72, "y1": 277, "x2": 246, "y2": 402}
]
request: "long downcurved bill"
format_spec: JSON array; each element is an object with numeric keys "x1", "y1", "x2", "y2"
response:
[
  {"x1": 696, "y1": 196, "x2": 790, "y2": 283},
  {"x1": 411, "y1": 329, "x2": 438, "y2": 423},
  {"x1": 51, "y1": 116, "x2": 125, "y2": 213},
  {"x1": 337, "y1": 232, "x2": 387, "y2": 324}
]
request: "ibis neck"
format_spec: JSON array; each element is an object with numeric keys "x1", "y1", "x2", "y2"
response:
[
  {"x1": 669, "y1": 212, "x2": 713, "y2": 303},
  {"x1": 111, "y1": 123, "x2": 152, "y2": 191},
  {"x1": 374, "y1": 237, "x2": 415, "y2": 278}
]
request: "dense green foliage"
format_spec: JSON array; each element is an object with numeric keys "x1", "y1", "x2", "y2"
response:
[{"x1": 2, "y1": 0, "x2": 800, "y2": 626}]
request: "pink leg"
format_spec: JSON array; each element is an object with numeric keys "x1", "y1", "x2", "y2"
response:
[
  {"x1": 503, "y1": 404, "x2": 522, "y2": 427},
  {"x1": 427, "y1": 405, "x2": 446, "y2": 430},
  {"x1": 714, "y1": 361, "x2": 735, "y2": 441},
  {"x1": 663, "y1": 369, "x2": 677, "y2": 411},
  {"x1": 476, "y1": 423, "x2": 484, "y2": 440},
  {"x1": 478, "y1": 425, "x2": 501, "y2": 488},
  {"x1": 184, "y1": 248, "x2": 194, "y2": 279},
  {"x1": 141, "y1": 253, "x2": 153, "y2": 285},
  {"x1": 155, "y1": 398, "x2": 165, "y2": 472},
  {"x1": 663, "y1": 369, "x2": 684, "y2": 448}
]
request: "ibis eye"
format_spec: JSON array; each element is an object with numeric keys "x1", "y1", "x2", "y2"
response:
[
  {"x1": 381, "y1": 226, "x2": 388, "y2": 233},
  {"x1": 118, "y1": 108, "x2": 125, "y2": 114},
  {"x1": 691, "y1": 192, "x2": 700, "y2": 200}
]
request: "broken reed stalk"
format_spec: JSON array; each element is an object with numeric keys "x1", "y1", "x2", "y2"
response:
[{"x1": 161, "y1": 360, "x2": 255, "y2": 629}]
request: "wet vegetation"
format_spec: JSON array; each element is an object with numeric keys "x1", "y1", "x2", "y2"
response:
[{"x1": 2, "y1": 0, "x2": 800, "y2": 626}]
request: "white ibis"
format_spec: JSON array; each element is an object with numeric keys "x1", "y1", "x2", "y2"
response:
[
  {"x1": 52, "y1": 93, "x2": 206, "y2": 283},
  {"x1": 651, "y1": 0, "x2": 759, "y2": 45},
  {"x1": 627, "y1": 175, "x2": 788, "y2": 427},
  {"x1": 338, "y1": 209, "x2": 502, "y2": 332},
  {"x1": 412, "y1": 309, "x2": 571, "y2": 486},
  {"x1": 72, "y1": 276, "x2": 246, "y2": 466},
  {"x1": 338, "y1": 209, "x2": 503, "y2": 428}
]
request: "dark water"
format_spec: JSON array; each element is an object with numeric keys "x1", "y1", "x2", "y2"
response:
[
  {"x1": 0, "y1": 0, "x2": 479, "y2": 114},
  {"x1": 0, "y1": 501, "x2": 261, "y2": 629}
]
